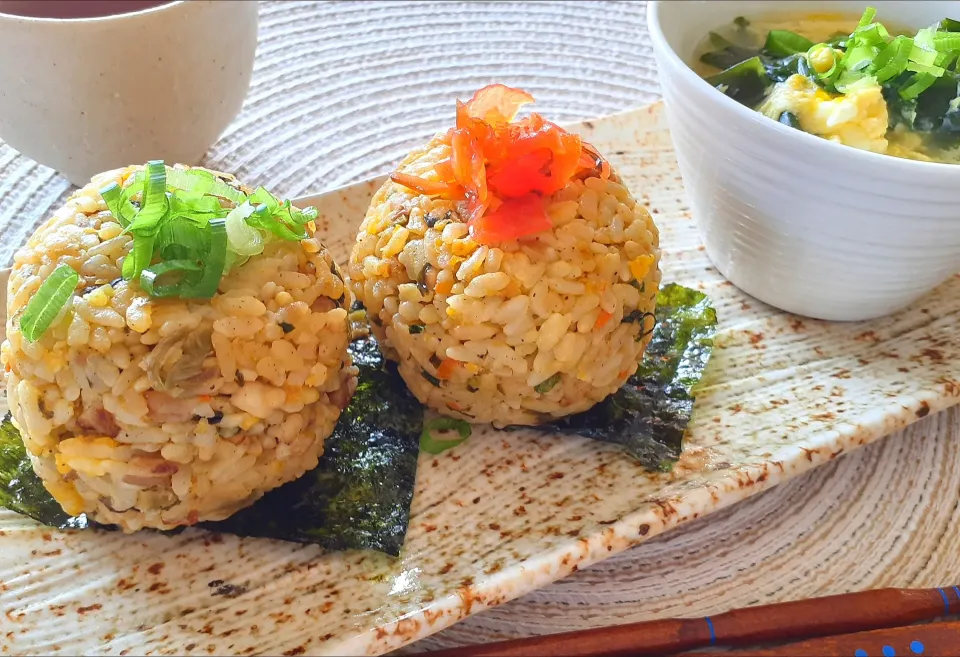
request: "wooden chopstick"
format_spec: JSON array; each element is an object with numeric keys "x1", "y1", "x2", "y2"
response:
[
  {"x1": 420, "y1": 586, "x2": 960, "y2": 657},
  {"x1": 682, "y1": 619, "x2": 960, "y2": 656}
]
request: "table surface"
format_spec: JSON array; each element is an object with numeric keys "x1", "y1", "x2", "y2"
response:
[{"x1": 2, "y1": 2, "x2": 959, "y2": 655}]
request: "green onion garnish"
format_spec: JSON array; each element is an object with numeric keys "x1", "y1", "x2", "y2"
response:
[
  {"x1": 906, "y1": 60, "x2": 945, "y2": 76},
  {"x1": 186, "y1": 218, "x2": 228, "y2": 299},
  {"x1": 19, "y1": 264, "x2": 79, "y2": 342},
  {"x1": 934, "y1": 32, "x2": 960, "y2": 52},
  {"x1": 794, "y1": 6, "x2": 960, "y2": 109},
  {"x1": 534, "y1": 373, "x2": 562, "y2": 394},
  {"x1": 100, "y1": 182, "x2": 136, "y2": 227},
  {"x1": 807, "y1": 43, "x2": 839, "y2": 83},
  {"x1": 420, "y1": 417, "x2": 472, "y2": 455},
  {"x1": 900, "y1": 72, "x2": 938, "y2": 99},
  {"x1": 165, "y1": 167, "x2": 245, "y2": 204},
  {"x1": 872, "y1": 35, "x2": 913, "y2": 82},
  {"x1": 140, "y1": 259, "x2": 202, "y2": 297},
  {"x1": 225, "y1": 202, "x2": 263, "y2": 257},
  {"x1": 99, "y1": 162, "x2": 318, "y2": 301}
]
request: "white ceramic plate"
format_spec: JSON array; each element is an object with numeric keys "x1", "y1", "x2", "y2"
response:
[{"x1": 2, "y1": 101, "x2": 959, "y2": 656}]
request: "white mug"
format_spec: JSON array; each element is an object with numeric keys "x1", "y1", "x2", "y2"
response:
[{"x1": 0, "y1": 1, "x2": 258, "y2": 187}]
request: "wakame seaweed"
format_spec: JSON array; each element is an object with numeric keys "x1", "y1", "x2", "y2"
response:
[
  {"x1": 0, "y1": 335, "x2": 423, "y2": 556},
  {"x1": 520, "y1": 284, "x2": 717, "y2": 471},
  {"x1": 0, "y1": 285, "x2": 717, "y2": 551}
]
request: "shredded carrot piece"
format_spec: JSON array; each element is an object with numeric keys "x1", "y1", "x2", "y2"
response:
[
  {"x1": 391, "y1": 172, "x2": 463, "y2": 198},
  {"x1": 595, "y1": 310, "x2": 614, "y2": 329},
  {"x1": 463, "y1": 84, "x2": 535, "y2": 126},
  {"x1": 435, "y1": 278, "x2": 454, "y2": 295},
  {"x1": 388, "y1": 86, "x2": 618, "y2": 246},
  {"x1": 469, "y1": 195, "x2": 551, "y2": 244},
  {"x1": 600, "y1": 158, "x2": 611, "y2": 180},
  {"x1": 436, "y1": 358, "x2": 460, "y2": 380},
  {"x1": 446, "y1": 401, "x2": 462, "y2": 412},
  {"x1": 578, "y1": 141, "x2": 611, "y2": 180},
  {"x1": 198, "y1": 395, "x2": 212, "y2": 402}
]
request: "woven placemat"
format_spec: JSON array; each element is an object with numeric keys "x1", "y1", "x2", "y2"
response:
[{"x1": 1, "y1": 2, "x2": 957, "y2": 654}]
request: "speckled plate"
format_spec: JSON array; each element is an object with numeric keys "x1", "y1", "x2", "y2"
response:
[{"x1": 3, "y1": 101, "x2": 960, "y2": 657}]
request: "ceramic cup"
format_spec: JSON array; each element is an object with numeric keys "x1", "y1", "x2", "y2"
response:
[
  {"x1": 648, "y1": 0, "x2": 960, "y2": 322},
  {"x1": 0, "y1": 1, "x2": 258, "y2": 187}
]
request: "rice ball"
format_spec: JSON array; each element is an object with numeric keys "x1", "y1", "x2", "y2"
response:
[
  {"x1": 2, "y1": 164, "x2": 356, "y2": 532},
  {"x1": 348, "y1": 139, "x2": 661, "y2": 426}
]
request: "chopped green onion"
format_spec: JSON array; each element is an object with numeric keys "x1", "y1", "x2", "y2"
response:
[
  {"x1": 139, "y1": 259, "x2": 202, "y2": 297},
  {"x1": 844, "y1": 42, "x2": 879, "y2": 74},
  {"x1": 99, "y1": 182, "x2": 137, "y2": 227},
  {"x1": 836, "y1": 73, "x2": 878, "y2": 94},
  {"x1": 906, "y1": 61, "x2": 946, "y2": 76},
  {"x1": 914, "y1": 25, "x2": 938, "y2": 49},
  {"x1": 225, "y1": 201, "x2": 263, "y2": 257},
  {"x1": 249, "y1": 186, "x2": 280, "y2": 213},
  {"x1": 165, "y1": 167, "x2": 245, "y2": 204},
  {"x1": 900, "y1": 72, "x2": 939, "y2": 99},
  {"x1": 872, "y1": 35, "x2": 913, "y2": 82},
  {"x1": 764, "y1": 30, "x2": 814, "y2": 57},
  {"x1": 157, "y1": 216, "x2": 210, "y2": 253},
  {"x1": 791, "y1": 5, "x2": 960, "y2": 107},
  {"x1": 124, "y1": 233, "x2": 157, "y2": 284},
  {"x1": 104, "y1": 160, "x2": 318, "y2": 302},
  {"x1": 247, "y1": 203, "x2": 307, "y2": 241},
  {"x1": 167, "y1": 192, "x2": 226, "y2": 220},
  {"x1": 934, "y1": 32, "x2": 960, "y2": 52},
  {"x1": 909, "y1": 32, "x2": 939, "y2": 67},
  {"x1": 534, "y1": 373, "x2": 561, "y2": 394},
  {"x1": 854, "y1": 23, "x2": 889, "y2": 48},
  {"x1": 19, "y1": 264, "x2": 79, "y2": 342},
  {"x1": 934, "y1": 50, "x2": 957, "y2": 69},
  {"x1": 126, "y1": 160, "x2": 169, "y2": 235},
  {"x1": 420, "y1": 417, "x2": 472, "y2": 454},
  {"x1": 183, "y1": 218, "x2": 227, "y2": 299},
  {"x1": 807, "y1": 43, "x2": 839, "y2": 82}
]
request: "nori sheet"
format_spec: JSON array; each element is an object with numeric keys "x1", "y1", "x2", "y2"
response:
[
  {"x1": 0, "y1": 284, "x2": 716, "y2": 552},
  {"x1": 521, "y1": 283, "x2": 718, "y2": 471}
]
